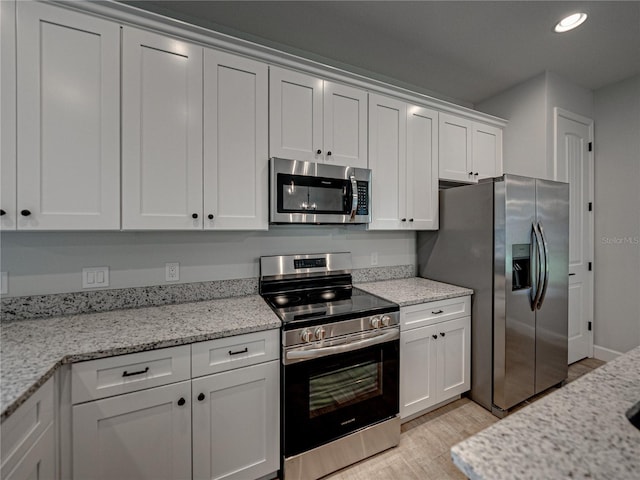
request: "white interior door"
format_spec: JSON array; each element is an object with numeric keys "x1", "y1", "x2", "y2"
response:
[{"x1": 555, "y1": 108, "x2": 594, "y2": 364}]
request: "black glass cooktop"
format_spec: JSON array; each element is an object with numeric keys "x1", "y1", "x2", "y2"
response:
[{"x1": 263, "y1": 287, "x2": 399, "y2": 330}]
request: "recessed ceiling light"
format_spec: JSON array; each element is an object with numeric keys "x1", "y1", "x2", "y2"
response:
[{"x1": 554, "y1": 12, "x2": 588, "y2": 33}]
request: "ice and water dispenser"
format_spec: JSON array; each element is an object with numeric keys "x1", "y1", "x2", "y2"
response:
[{"x1": 512, "y1": 243, "x2": 531, "y2": 291}]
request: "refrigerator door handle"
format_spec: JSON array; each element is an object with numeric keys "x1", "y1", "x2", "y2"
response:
[
  {"x1": 530, "y1": 222, "x2": 544, "y2": 311},
  {"x1": 537, "y1": 221, "x2": 550, "y2": 310}
]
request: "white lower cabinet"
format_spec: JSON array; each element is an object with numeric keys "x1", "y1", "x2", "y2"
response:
[
  {"x1": 71, "y1": 331, "x2": 280, "y2": 480},
  {"x1": 192, "y1": 361, "x2": 279, "y2": 480},
  {"x1": 1, "y1": 378, "x2": 56, "y2": 480},
  {"x1": 73, "y1": 381, "x2": 193, "y2": 480},
  {"x1": 400, "y1": 297, "x2": 471, "y2": 419}
]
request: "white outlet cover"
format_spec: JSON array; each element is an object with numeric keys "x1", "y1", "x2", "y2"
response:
[
  {"x1": 165, "y1": 262, "x2": 180, "y2": 282},
  {"x1": 83, "y1": 267, "x2": 109, "y2": 289}
]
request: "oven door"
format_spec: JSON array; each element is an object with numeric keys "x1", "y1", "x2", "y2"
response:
[{"x1": 283, "y1": 334, "x2": 399, "y2": 458}]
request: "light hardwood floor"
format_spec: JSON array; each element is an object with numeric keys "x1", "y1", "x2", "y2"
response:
[{"x1": 325, "y1": 357, "x2": 605, "y2": 480}]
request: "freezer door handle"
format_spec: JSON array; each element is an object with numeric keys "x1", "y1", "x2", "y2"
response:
[
  {"x1": 536, "y1": 221, "x2": 550, "y2": 310},
  {"x1": 530, "y1": 222, "x2": 544, "y2": 311}
]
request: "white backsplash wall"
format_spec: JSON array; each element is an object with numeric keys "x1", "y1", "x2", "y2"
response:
[{"x1": 0, "y1": 227, "x2": 416, "y2": 297}]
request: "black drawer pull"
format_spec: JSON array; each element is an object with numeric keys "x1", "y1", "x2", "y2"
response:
[
  {"x1": 432, "y1": 310, "x2": 444, "y2": 314},
  {"x1": 228, "y1": 347, "x2": 248, "y2": 356},
  {"x1": 440, "y1": 332, "x2": 446, "y2": 337},
  {"x1": 432, "y1": 334, "x2": 438, "y2": 340},
  {"x1": 177, "y1": 397, "x2": 186, "y2": 406},
  {"x1": 198, "y1": 393, "x2": 206, "y2": 401},
  {"x1": 122, "y1": 366, "x2": 149, "y2": 377}
]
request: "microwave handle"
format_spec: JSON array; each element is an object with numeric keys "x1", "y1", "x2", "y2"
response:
[{"x1": 349, "y1": 175, "x2": 358, "y2": 220}]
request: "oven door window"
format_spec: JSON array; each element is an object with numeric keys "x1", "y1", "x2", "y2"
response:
[
  {"x1": 277, "y1": 173, "x2": 350, "y2": 214},
  {"x1": 283, "y1": 340, "x2": 399, "y2": 457},
  {"x1": 309, "y1": 359, "x2": 381, "y2": 418}
]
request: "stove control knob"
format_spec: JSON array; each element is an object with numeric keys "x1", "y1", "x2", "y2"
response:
[
  {"x1": 381, "y1": 315, "x2": 391, "y2": 327},
  {"x1": 370, "y1": 316, "x2": 382, "y2": 329},
  {"x1": 300, "y1": 329, "x2": 314, "y2": 343},
  {"x1": 315, "y1": 327, "x2": 326, "y2": 340}
]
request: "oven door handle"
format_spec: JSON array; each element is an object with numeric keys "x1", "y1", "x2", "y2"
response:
[{"x1": 285, "y1": 329, "x2": 399, "y2": 363}]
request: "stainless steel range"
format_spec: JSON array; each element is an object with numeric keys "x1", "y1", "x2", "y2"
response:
[{"x1": 259, "y1": 252, "x2": 400, "y2": 480}]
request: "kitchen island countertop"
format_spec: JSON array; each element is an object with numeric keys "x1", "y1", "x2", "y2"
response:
[
  {"x1": 451, "y1": 345, "x2": 640, "y2": 480},
  {"x1": 356, "y1": 277, "x2": 473, "y2": 306},
  {"x1": 0, "y1": 295, "x2": 280, "y2": 421}
]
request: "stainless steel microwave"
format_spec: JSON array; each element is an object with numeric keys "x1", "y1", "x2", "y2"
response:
[{"x1": 269, "y1": 158, "x2": 372, "y2": 224}]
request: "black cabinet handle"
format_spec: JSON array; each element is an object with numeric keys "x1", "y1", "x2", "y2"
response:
[
  {"x1": 409, "y1": 218, "x2": 414, "y2": 222},
  {"x1": 20, "y1": 209, "x2": 31, "y2": 217},
  {"x1": 177, "y1": 397, "x2": 186, "y2": 406},
  {"x1": 468, "y1": 171, "x2": 473, "y2": 175},
  {"x1": 198, "y1": 393, "x2": 205, "y2": 401},
  {"x1": 208, "y1": 214, "x2": 214, "y2": 220},
  {"x1": 432, "y1": 310, "x2": 444, "y2": 315},
  {"x1": 327, "y1": 151, "x2": 332, "y2": 156},
  {"x1": 440, "y1": 332, "x2": 446, "y2": 337},
  {"x1": 401, "y1": 218, "x2": 407, "y2": 222},
  {"x1": 122, "y1": 366, "x2": 149, "y2": 377},
  {"x1": 228, "y1": 347, "x2": 248, "y2": 356},
  {"x1": 0, "y1": 209, "x2": 5, "y2": 216},
  {"x1": 432, "y1": 334, "x2": 438, "y2": 340},
  {"x1": 568, "y1": 273, "x2": 576, "y2": 276},
  {"x1": 316, "y1": 149, "x2": 322, "y2": 155},
  {"x1": 192, "y1": 213, "x2": 198, "y2": 219},
  {"x1": 474, "y1": 172, "x2": 479, "y2": 176}
]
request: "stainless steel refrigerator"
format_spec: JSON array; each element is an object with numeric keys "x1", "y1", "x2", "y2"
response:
[{"x1": 417, "y1": 175, "x2": 569, "y2": 416}]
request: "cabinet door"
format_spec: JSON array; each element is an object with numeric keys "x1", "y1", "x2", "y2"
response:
[
  {"x1": 1, "y1": 424, "x2": 55, "y2": 480},
  {"x1": 1, "y1": 0, "x2": 16, "y2": 229},
  {"x1": 269, "y1": 66, "x2": 323, "y2": 162},
  {"x1": 473, "y1": 122, "x2": 503, "y2": 180},
  {"x1": 436, "y1": 317, "x2": 471, "y2": 400},
  {"x1": 406, "y1": 105, "x2": 438, "y2": 230},
  {"x1": 323, "y1": 81, "x2": 368, "y2": 168},
  {"x1": 122, "y1": 27, "x2": 203, "y2": 230},
  {"x1": 192, "y1": 361, "x2": 279, "y2": 480},
  {"x1": 16, "y1": 1, "x2": 120, "y2": 230},
  {"x1": 439, "y1": 112, "x2": 473, "y2": 183},
  {"x1": 400, "y1": 324, "x2": 439, "y2": 419},
  {"x1": 368, "y1": 94, "x2": 406, "y2": 230},
  {"x1": 204, "y1": 49, "x2": 268, "y2": 230},
  {"x1": 72, "y1": 380, "x2": 192, "y2": 480}
]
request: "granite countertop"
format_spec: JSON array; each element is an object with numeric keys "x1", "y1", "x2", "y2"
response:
[
  {"x1": 451, "y1": 345, "x2": 640, "y2": 480},
  {"x1": 356, "y1": 277, "x2": 473, "y2": 306},
  {"x1": 0, "y1": 295, "x2": 280, "y2": 421}
]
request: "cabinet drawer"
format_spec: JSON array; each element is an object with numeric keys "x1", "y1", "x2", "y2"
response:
[
  {"x1": 192, "y1": 329, "x2": 279, "y2": 378},
  {"x1": 1, "y1": 377, "x2": 54, "y2": 476},
  {"x1": 72, "y1": 345, "x2": 191, "y2": 404},
  {"x1": 401, "y1": 296, "x2": 470, "y2": 331}
]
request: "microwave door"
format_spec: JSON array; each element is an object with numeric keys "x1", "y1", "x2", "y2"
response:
[{"x1": 308, "y1": 182, "x2": 348, "y2": 214}]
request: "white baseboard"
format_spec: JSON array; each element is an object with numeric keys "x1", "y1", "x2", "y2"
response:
[{"x1": 593, "y1": 345, "x2": 623, "y2": 362}]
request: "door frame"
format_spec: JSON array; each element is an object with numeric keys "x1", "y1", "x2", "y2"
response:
[{"x1": 553, "y1": 107, "x2": 594, "y2": 360}]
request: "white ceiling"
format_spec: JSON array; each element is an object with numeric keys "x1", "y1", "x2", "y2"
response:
[{"x1": 123, "y1": 1, "x2": 640, "y2": 105}]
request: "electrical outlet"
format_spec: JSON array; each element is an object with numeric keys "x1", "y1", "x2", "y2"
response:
[
  {"x1": 371, "y1": 252, "x2": 379, "y2": 266},
  {"x1": 165, "y1": 262, "x2": 180, "y2": 282},
  {"x1": 82, "y1": 267, "x2": 109, "y2": 289},
  {"x1": 0, "y1": 272, "x2": 8, "y2": 295}
]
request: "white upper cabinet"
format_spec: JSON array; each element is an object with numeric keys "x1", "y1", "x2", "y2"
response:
[
  {"x1": 203, "y1": 49, "x2": 269, "y2": 230},
  {"x1": 15, "y1": 1, "x2": 120, "y2": 230},
  {"x1": 406, "y1": 106, "x2": 439, "y2": 230},
  {"x1": 369, "y1": 94, "x2": 438, "y2": 230},
  {"x1": 270, "y1": 66, "x2": 367, "y2": 168},
  {"x1": 472, "y1": 122, "x2": 503, "y2": 179},
  {"x1": 1, "y1": 0, "x2": 16, "y2": 230},
  {"x1": 368, "y1": 94, "x2": 406, "y2": 230},
  {"x1": 122, "y1": 27, "x2": 203, "y2": 230},
  {"x1": 439, "y1": 112, "x2": 503, "y2": 183}
]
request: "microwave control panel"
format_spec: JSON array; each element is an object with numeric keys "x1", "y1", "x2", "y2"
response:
[{"x1": 356, "y1": 181, "x2": 369, "y2": 215}]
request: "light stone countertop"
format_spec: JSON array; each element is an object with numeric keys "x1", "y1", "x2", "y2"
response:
[
  {"x1": 356, "y1": 277, "x2": 473, "y2": 306},
  {"x1": 451, "y1": 345, "x2": 640, "y2": 480},
  {"x1": 0, "y1": 295, "x2": 280, "y2": 421}
]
